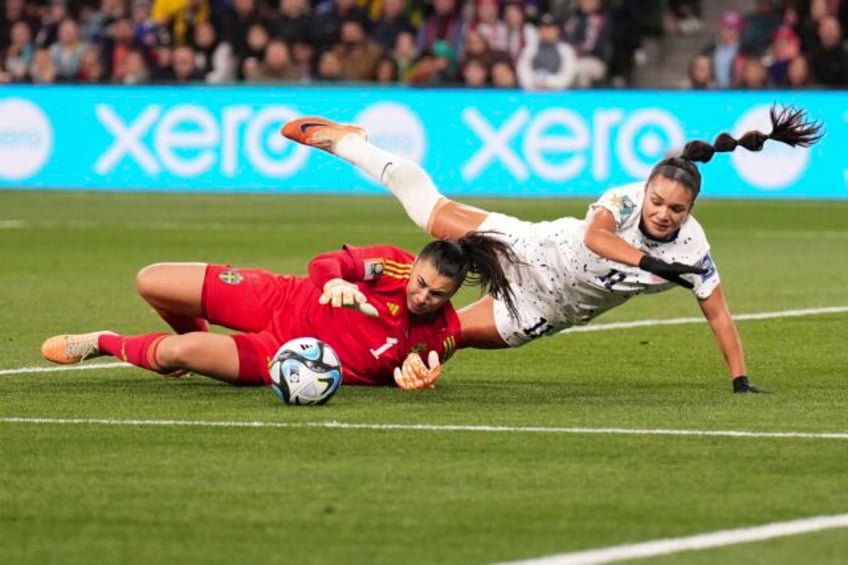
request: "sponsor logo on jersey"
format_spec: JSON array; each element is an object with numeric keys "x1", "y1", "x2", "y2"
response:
[
  {"x1": 363, "y1": 259, "x2": 383, "y2": 280},
  {"x1": 219, "y1": 270, "x2": 244, "y2": 285},
  {"x1": 387, "y1": 302, "x2": 400, "y2": 316},
  {"x1": 699, "y1": 253, "x2": 716, "y2": 281}
]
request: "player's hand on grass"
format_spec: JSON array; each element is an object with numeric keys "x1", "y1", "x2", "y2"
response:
[
  {"x1": 732, "y1": 375, "x2": 769, "y2": 394},
  {"x1": 638, "y1": 255, "x2": 708, "y2": 290},
  {"x1": 319, "y1": 278, "x2": 377, "y2": 317},
  {"x1": 393, "y1": 351, "x2": 441, "y2": 390}
]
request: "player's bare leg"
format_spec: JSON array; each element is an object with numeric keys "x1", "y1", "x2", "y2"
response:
[
  {"x1": 456, "y1": 296, "x2": 509, "y2": 349},
  {"x1": 136, "y1": 262, "x2": 209, "y2": 334},
  {"x1": 282, "y1": 116, "x2": 491, "y2": 238},
  {"x1": 153, "y1": 333, "x2": 241, "y2": 383}
]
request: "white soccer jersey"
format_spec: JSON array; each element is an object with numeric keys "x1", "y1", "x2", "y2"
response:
[{"x1": 479, "y1": 181, "x2": 720, "y2": 346}]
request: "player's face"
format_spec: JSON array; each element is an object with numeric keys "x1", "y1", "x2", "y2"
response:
[
  {"x1": 406, "y1": 258, "x2": 460, "y2": 316},
  {"x1": 641, "y1": 177, "x2": 694, "y2": 240}
]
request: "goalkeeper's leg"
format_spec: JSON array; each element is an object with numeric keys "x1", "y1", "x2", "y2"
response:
[{"x1": 136, "y1": 263, "x2": 209, "y2": 334}]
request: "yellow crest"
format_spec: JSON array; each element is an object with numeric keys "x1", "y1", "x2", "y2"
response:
[{"x1": 387, "y1": 302, "x2": 400, "y2": 316}]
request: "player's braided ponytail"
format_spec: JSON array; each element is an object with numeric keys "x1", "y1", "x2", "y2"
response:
[
  {"x1": 649, "y1": 105, "x2": 824, "y2": 198},
  {"x1": 419, "y1": 232, "x2": 523, "y2": 319}
]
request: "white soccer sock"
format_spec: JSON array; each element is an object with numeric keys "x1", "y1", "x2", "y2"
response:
[{"x1": 334, "y1": 135, "x2": 443, "y2": 230}]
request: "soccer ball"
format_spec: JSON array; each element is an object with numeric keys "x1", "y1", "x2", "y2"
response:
[{"x1": 270, "y1": 337, "x2": 343, "y2": 406}]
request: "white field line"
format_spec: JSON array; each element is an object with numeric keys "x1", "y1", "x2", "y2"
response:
[
  {"x1": 495, "y1": 512, "x2": 848, "y2": 565},
  {"x1": 1, "y1": 417, "x2": 848, "y2": 440},
  {"x1": 4, "y1": 306, "x2": 846, "y2": 377}
]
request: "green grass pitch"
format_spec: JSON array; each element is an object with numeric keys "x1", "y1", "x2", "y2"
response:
[{"x1": 2, "y1": 190, "x2": 848, "y2": 564}]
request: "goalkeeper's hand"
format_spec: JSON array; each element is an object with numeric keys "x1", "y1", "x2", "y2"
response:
[
  {"x1": 319, "y1": 278, "x2": 377, "y2": 317},
  {"x1": 393, "y1": 351, "x2": 442, "y2": 390},
  {"x1": 638, "y1": 255, "x2": 708, "y2": 290},
  {"x1": 732, "y1": 375, "x2": 769, "y2": 394}
]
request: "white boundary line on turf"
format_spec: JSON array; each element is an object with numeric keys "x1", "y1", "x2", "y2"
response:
[
  {"x1": 4, "y1": 305, "x2": 845, "y2": 376},
  {"x1": 494, "y1": 512, "x2": 848, "y2": 565},
  {"x1": 2, "y1": 417, "x2": 848, "y2": 440}
]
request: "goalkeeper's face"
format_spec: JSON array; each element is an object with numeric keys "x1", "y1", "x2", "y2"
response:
[{"x1": 406, "y1": 258, "x2": 462, "y2": 316}]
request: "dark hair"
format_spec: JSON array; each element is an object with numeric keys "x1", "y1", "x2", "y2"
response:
[
  {"x1": 648, "y1": 105, "x2": 824, "y2": 199},
  {"x1": 418, "y1": 231, "x2": 523, "y2": 319}
]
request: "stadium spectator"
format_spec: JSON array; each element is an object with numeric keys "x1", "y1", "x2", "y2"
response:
[
  {"x1": 41, "y1": 234, "x2": 521, "y2": 389},
  {"x1": 75, "y1": 44, "x2": 108, "y2": 82},
  {"x1": 766, "y1": 25, "x2": 801, "y2": 85},
  {"x1": 472, "y1": 0, "x2": 509, "y2": 53},
  {"x1": 685, "y1": 52, "x2": 713, "y2": 89},
  {"x1": 101, "y1": 16, "x2": 139, "y2": 81},
  {"x1": 407, "y1": 40, "x2": 458, "y2": 85},
  {"x1": 562, "y1": 0, "x2": 611, "y2": 87},
  {"x1": 243, "y1": 22, "x2": 271, "y2": 64},
  {"x1": 290, "y1": 40, "x2": 317, "y2": 81},
  {"x1": 502, "y1": 0, "x2": 537, "y2": 63},
  {"x1": 372, "y1": 0, "x2": 415, "y2": 52},
  {"x1": 253, "y1": 38, "x2": 301, "y2": 81},
  {"x1": 79, "y1": 0, "x2": 129, "y2": 47},
  {"x1": 35, "y1": 0, "x2": 71, "y2": 49},
  {"x1": 312, "y1": 0, "x2": 369, "y2": 54},
  {"x1": 3, "y1": 21, "x2": 35, "y2": 83},
  {"x1": 460, "y1": 56, "x2": 489, "y2": 86},
  {"x1": 606, "y1": 0, "x2": 641, "y2": 87},
  {"x1": 490, "y1": 58, "x2": 518, "y2": 87},
  {"x1": 798, "y1": 0, "x2": 831, "y2": 53},
  {"x1": 808, "y1": 15, "x2": 848, "y2": 86},
  {"x1": 152, "y1": 0, "x2": 212, "y2": 47},
  {"x1": 49, "y1": 19, "x2": 88, "y2": 80},
  {"x1": 737, "y1": 53, "x2": 772, "y2": 89},
  {"x1": 702, "y1": 10, "x2": 743, "y2": 89},
  {"x1": 331, "y1": 17, "x2": 384, "y2": 81},
  {"x1": 373, "y1": 54, "x2": 400, "y2": 83},
  {"x1": 461, "y1": 28, "x2": 506, "y2": 71},
  {"x1": 392, "y1": 31, "x2": 418, "y2": 81},
  {"x1": 169, "y1": 43, "x2": 204, "y2": 81},
  {"x1": 740, "y1": 0, "x2": 782, "y2": 56},
  {"x1": 416, "y1": 0, "x2": 467, "y2": 54},
  {"x1": 216, "y1": 0, "x2": 273, "y2": 61},
  {"x1": 120, "y1": 47, "x2": 151, "y2": 83},
  {"x1": 29, "y1": 47, "x2": 59, "y2": 83},
  {"x1": 275, "y1": 0, "x2": 314, "y2": 47},
  {"x1": 315, "y1": 49, "x2": 344, "y2": 81},
  {"x1": 131, "y1": 0, "x2": 160, "y2": 54},
  {"x1": 786, "y1": 53, "x2": 815, "y2": 88},
  {"x1": 515, "y1": 13, "x2": 577, "y2": 90},
  {"x1": 281, "y1": 106, "x2": 823, "y2": 392},
  {"x1": 3, "y1": 0, "x2": 39, "y2": 54},
  {"x1": 192, "y1": 20, "x2": 236, "y2": 83}
]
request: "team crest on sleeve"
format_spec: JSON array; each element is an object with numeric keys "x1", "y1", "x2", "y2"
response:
[
  {"x1": 363, "y1": 259, "x2": 383, "y2": 280},
  {"x1": 218, "y1": 269, "x2": 244, "y2": 285},
  {"x1": 609, "y1": 194, "x2": 636, "y2": 220}
]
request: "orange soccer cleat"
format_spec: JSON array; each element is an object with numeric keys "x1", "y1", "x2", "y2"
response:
[
  {"x1": 40, "y1": 331, "x2": 115, "y2": 365},
  {"x1": 280, "y1": 116, "x2": 366, "y2": 153}
]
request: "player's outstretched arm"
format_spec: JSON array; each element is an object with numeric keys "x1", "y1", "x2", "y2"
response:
[{"x1": 698, "y1": 285, "x2": 768, "y2": 393}]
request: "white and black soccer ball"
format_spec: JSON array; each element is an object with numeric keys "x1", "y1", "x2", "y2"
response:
[{"x1": 270, "y1": 337, "x2": 342, "y2": 406}]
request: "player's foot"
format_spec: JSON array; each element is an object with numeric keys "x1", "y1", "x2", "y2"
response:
[
  {"x1": 41, "y1": 331, "x2": 116, "y2": 365},
  {"x1": 281, "y1": 117, "x2": 366, "y2": 153}
]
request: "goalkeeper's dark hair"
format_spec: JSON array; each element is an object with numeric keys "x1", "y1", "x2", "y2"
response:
[
  {"x1": 648, "y1": 104, "x2": 824, "y2": 199},
  {"x1": 418, "y1": 231, "x2": 523, "y2": 319}
]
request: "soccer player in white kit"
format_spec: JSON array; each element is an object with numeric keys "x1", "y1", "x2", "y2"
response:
[{"x1": 282, "y1": 106, "x2": 823, "y2": 393}]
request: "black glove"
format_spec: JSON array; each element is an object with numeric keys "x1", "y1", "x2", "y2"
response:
[
  {"x1": 638, "y1": 255, "x2": 708, "y2": 289},
  {"x1": 732, "y1": 376, "x2": 769, "y2": 394}
]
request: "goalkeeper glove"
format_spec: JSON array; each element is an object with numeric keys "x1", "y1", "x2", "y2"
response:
[
  {"x1": 319, "y1": 278, "x2": 377, "y2": 317},
  {"x1": 732, "y1": 375, "x2": 769, "y2": 394},
  {"x1": 638, "y1": 255, "x2": 708, "y2": 289},
  {"x1": 393, "y1": 351, "x2": 441, "y2": 390}
]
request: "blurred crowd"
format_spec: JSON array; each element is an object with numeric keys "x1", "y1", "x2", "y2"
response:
[
  {"x1": 688, "y1": 0, "x2": 848, "y2": 89},
  {"x1": 2, "y1": 0, "x2": 707, "y2": 89}
]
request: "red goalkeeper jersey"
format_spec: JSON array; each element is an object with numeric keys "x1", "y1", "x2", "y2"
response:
[{"x1": 276, "y1": 244, "x2": 461, "y2": 386}]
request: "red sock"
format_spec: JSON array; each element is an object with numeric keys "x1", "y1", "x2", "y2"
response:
[
  {"x1": 155, "y1": 309, "x2": 208, "y2": 334},
  {"x1": 99, "y1": 333, "x2": 170, "y2": 373}
]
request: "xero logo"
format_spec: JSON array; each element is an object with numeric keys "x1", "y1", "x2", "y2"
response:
[{"x1": 0, "y1": 98, "x2": 53, "y2": 180}]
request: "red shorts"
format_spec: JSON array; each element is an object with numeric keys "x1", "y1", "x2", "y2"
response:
[{"x1": 203, "y1": 264, "x2": 299, "y2": 385}]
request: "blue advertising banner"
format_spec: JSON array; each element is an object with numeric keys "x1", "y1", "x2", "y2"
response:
[{"x1": 0, "y1": 85, "x2": 844, "y2": 198}]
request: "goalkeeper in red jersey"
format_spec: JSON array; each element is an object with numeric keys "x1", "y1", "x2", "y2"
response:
[{"x1": 40, "y1": 233, "x2": 522, "y2": 390}]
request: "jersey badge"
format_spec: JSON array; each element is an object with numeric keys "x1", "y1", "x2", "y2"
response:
[
  {"x1": 699, "y1": 254, "x2": 716, "y2": 281},
  {"x1": 386, "y1": 302, "x2": 400, "y2": 316},
  {"x1": 219, "y1": 270, "x2": 244, "y2": 285},
  {"x1": 610, "y1": 194, "x2": 636, "y2": 220},
  {"x1": 363, "y1": 259, "x2": 383, "y2": 280}
]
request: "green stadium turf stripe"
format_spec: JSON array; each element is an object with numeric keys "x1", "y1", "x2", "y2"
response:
[
  {"x1": 495, "y1": 512, "x2": 848, "y2": 564},
  {"x1": 1, "y1": 417, "x2": 848, "y2": 440}
]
